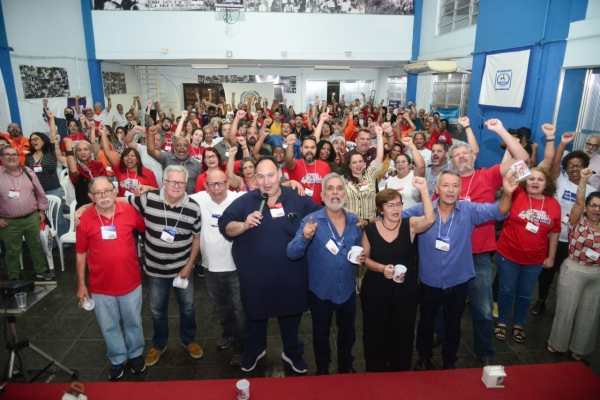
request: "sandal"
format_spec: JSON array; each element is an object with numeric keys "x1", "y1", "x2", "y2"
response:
[
  {"x1": 494, "y1": 325, "x2": 507, "y2": 341},
  {"x1": 571, "y1": 353, "x2": 582, "y2": 361},
  {"x1": 513, "y1": 327, "x2": 526, "y2": 343},
  {"x1": 530, "y1": 300, "x2": 546, "y2": 316}
]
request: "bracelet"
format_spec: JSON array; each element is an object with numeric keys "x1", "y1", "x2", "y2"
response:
[
  {"x1": 546, "y1": 137, "x2": 555, "y2": 141},
  {"x1": 242, "y1": 147, "x2": 248, "y2": 150},
  {"x1": 577, "y1": 187, "x2": 586, "y2": 192},
  {"x1": 65, "y1": 151, "x2": 74, "y2": 156},
  {"x1": 463, "y1": 125, "x2": 471, "y2": 130}
]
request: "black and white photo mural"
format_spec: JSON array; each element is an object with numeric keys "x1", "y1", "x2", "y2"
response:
[
  {"x1": 19, "y1": 65, "x2": 70, "y2": 99},
  {"x1": 93, "y1": 0, "x2": 414, "y2": 15},
  {"x1": 102, "y1": 72, "x2": 128, "y2": 94}
]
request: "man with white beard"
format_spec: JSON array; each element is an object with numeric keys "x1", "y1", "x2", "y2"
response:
[
  {"x1": 424, "y1": 142, "x2": 452, "y2": 197},
  {"x1": 583, "y1": 134, "x2": 600, "y2": 190}
]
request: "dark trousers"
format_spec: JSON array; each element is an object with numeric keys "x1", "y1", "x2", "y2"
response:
[
  {"x1": 416, "y1": 281, "x2": 469, "y2": 365},
  {"x1": 360, "y1": 272, "x2": 418, "y2": 372},
  {"x1": 537, "y1": 241, "x2": 569, "y2": 300},
  {"x1": 308, "y1": 290, "x2": 356, "y2": 371},
  {"x1": 245, "y1": 314, "x2": 303, "y2": 358}
]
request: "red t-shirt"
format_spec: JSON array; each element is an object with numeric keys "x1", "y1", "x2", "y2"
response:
[
  {"x1": 189, "y1": 145, "x2": 205, "y2": 162},
  {"x1": 497, "y1": 186, "x2": 561, "y2": 265},
  {"x1": 194, "y1": 162, "x2": 238, "y2": 192},
  {"x1": 285, "y1": 159, "x2": 331, "y2": 204},
  {"x1": 76, "y1": 202, "x2": 146, "y2": 295},
  {"x1": 425, "y1": 129, "x2": 453, "y2": 149},
  {"x1": 61, "y1": 132, "x2": 89, "y2": 152},
  {"x1": 113, "y1": 160, "x2": 158, "y2": 197},
  {"x1": 162, "y1": 132, "x2": 173, "y2": 152}
]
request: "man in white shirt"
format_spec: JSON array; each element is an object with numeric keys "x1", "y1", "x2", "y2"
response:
[
  {"x1": 112, "y1": 104, "x2": 128, "y2": 130},
  {"x1": 190, "y1": 169, "x2": 246, "y2": 366},
  {"x1": 123, "y1": 125, "x2": 164, "y2": 189},
  {"x1": 92, "y1": 94, "x2": 112, "y2": 127}
]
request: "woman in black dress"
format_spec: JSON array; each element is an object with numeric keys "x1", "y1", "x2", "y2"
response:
[{"x1": 361, "y1": 181, "x2": 434, "y2": 372}]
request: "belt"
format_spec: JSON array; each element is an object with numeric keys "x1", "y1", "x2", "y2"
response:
[{"x1": 9, "y1": 211, "x2": 37, "y2": 220}]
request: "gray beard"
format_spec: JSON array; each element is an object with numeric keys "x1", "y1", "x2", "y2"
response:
[
  {"x1": 324, "y1": 198, "x2": 344, "y2": 211},
  {"x1": 457, "y1": 164, "x2": 474, "y2": 173}
]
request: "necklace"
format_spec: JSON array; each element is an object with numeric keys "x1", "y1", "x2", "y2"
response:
[
  {"x1": 588, "y1": 219, "x2": 600, "y2": 228},
  {"x1": 382, "y1": 218, "x2": 400, "y2": 231}
]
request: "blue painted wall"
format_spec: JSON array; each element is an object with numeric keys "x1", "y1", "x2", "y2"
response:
[
  {"x1": 0, "y1": 1, "x2": 20, "y2": 126},
  {"x1": 555, "y1": 68, "x2": 587, "y2": 147},
  {"x1": 466, "y1": 0, "x2": 588, "y2": 168},
  {"x1": 406, "y1": 0, "x2": 423, "y2": 103},
  {"x1": 80, "y1": 0, "x2": 104, "y2": 107}
]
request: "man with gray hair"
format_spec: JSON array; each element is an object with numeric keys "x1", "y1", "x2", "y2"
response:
[
  {"x1": 76, "y1": 176, "x2": 147, "y2": 380},
  {"x1": 583, "y1": 134, "x2": 600, "y2": 190},
  {"x1": 287, "y1": 172, "x2": 364, "y2": 375}
]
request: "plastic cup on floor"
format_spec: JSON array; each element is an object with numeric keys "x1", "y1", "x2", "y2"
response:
[{"x1": 14, "y1": 292, "x2": 27, "y2": 309}]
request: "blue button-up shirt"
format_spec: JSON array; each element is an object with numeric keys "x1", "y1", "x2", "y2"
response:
[
  {"x1": 265, "y1": 134, "x2": 302, "y2": 159},
  {"x1": 402, "y1": 199, "x2": 506, "y2": 289},
  {"x1": 287, "y1": 208, "x2": 361, "y2": 304}
]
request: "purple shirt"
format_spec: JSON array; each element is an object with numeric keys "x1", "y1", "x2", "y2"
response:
[{"x1": 0, "y1": 166, "x2": 48, "y2": 218}]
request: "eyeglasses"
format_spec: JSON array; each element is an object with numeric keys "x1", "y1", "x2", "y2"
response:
[
  {"x1": 588, "y1": 203, "x2": 600, "y2": 209},
  {"x1": 164, "y1": 180, "x2": 186, "y2": 188},
  {"x1": 91, "y1": 189, "x2": 115, "y2": 199},
  {"x1": 1, "y1": 153, "x2": 18, "y2": 158},
  {"x1": 585, "y1": 143, "x2": 600, "y2": 150},
  {"x1": 205, "y1": 155, "x2": 217, "y2": 160},
  {"x1": 383, "y1": 202, "x2": 403, "y2": 209},
  {"x1": 567, "y1": 164, "x2": 584, "y2": 169},
  {"x1": 206, "y1": 181, "x2": 227, "y2": 188}
]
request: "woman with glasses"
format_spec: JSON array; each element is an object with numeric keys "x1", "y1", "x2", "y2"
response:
[
  {"x1": 384, "y1": 137, "x2": 426, "y2": 208},
  {"x1": 194, "y1": 147, "x2": 228, "y2": 192},
  {"x1": 360, "y1": 182, "x2": 434, "y2": 372},
  {"x1": 64, "y1": 134, "x2": 107, "y2": 210},
  {"x1": 494, "y1": 167, "x2": 561, "y2": 343},
  {"x1": 25, "y1": 110, "x2": 68, "y2": 240},
  {"x1": 98, "y1": 125, "x2": 158, "y2": 197},
  {"x1": 548, "y1": 168, "x2": 600, "y2": 361},
  {"x1": 531, "y1": 131, "x2": 595, "y2": 316},
  {"x1": 227, "y1": 147, "x2": 258, "y2": 192}
]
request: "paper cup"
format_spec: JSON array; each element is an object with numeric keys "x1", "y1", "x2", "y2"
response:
[
  {"x1": 14, "y1": 292, "x2": 27, "y2": 309},
  {"x1": 393, "y1": 264, "x2": 407, "y2": 283},
  {"x1": 347, "y1": 246, "x2": 363, "y2": 264},
  {"x1": 173, "y1": 277, "x2": 189, "y2": 289},
  {"x1": 83, "y1": 298, "x2": 95, "y2": 311},
  {"x1": 236, "y1": 379, "x2": 250, "y2": 400}
]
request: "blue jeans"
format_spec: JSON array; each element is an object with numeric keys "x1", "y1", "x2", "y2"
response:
[
  {"x1": 147, "y1": 274, "x2": 196, "y2": 349},
  {"x1": 496, "y1": 252, "x2": 543, "y2": 327},
  {"x1": 92, "y1": 285, "x2": 144, "y2": 365},
  {"x1": 308, "y1": 291, "x2": 356, "y2": 371},
  {"x1": 204, "y1": 269, "x2": 246, "y2": 351},
  {"x1": 468, "y1": 252, "x2": 495, "y2": 360},
  {"x1": 45, "y1": 187, "x2": 68, "y2": 244}
]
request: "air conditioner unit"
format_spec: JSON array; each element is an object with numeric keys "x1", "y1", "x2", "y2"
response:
[{"x1": 404, "y1": 60, "x2": 469, "y2": 75}]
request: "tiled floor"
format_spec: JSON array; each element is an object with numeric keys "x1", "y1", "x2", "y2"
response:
[{"x1": 1, "y1": 246, "x2": 599, "y2": 383}]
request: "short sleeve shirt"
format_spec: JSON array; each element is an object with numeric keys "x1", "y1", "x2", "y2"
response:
[{"x1": 286, "y1": 159, "x2": 331, "y2": 204}]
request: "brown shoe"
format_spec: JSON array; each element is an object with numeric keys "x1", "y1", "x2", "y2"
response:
[
  {"x1": 145, "y1": 347, "x2": 166, "y2": 367},
  {"x1": 183, "y1": 342, "x2": 204, "y2": 359}
]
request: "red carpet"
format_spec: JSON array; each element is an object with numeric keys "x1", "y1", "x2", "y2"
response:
[{"x1": 4, "y1": 362, "x2": 600, "y2": 400}]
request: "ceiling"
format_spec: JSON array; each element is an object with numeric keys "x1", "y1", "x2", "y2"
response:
[{"x1": 111, "y1": 59, "x2": 409, "y2": 69}]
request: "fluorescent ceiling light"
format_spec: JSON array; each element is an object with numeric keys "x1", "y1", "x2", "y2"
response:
[
  {"x1": 191, "y1": 64, "x2": 229, "y2": 69},
  {"x1": 314, "y1": 65, "x2": 350, "y2": 70}
]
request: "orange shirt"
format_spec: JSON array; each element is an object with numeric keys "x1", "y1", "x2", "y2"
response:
[
  {"x1": 0, "y1": 132, "x2": 31, "y2": 166},
  {"x1": 344, "y1": 120, "x2": 358, "y2": 141}
]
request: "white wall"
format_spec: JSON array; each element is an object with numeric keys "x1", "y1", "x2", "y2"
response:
[
  {"x1": 101, "y1": 62, "x2": 142, "y2": 125},
  {"x1": 564, "y1": 15, "x2": 600, "y2": 68},
  {"x1": 587, "y1": 0, "x2": 600, "y2": 19},
  {"x1": 92, "y1": 11, "x2": 413, "y2": 63},
  {"x1": 376, "y1": 67, "x2": 406, "y2": 104}
]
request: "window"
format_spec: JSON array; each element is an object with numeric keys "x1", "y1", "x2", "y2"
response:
[
  {"x1": 432, "y1": 73, "x2": 471, "y2": 117},
  {"x1": 438, "y1": 0, "x2": 479, "y2": 35},
  {"x1": 387, "y1": 76, "x2": 407, "y2": 106}
]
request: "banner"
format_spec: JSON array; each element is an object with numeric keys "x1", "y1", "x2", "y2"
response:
[
  {"x1": 433, "y1": 107, "x2": 460, "y2": 125},
  {"x1": 222, "y1": 83, "x2": 274, "y2": 108},
  {"x1": 479, "y1": 48, "x2": 531, "y2": 111}
]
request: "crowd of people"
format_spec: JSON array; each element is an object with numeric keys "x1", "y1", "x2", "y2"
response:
[{"x1": 0, "y1": 91, "x2": 599, "y2": 381}]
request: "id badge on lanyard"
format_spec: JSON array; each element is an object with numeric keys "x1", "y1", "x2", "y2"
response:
[
  {"x1": 101, "y1": 226, "x2": 117, "y2": 240},
  {"x1": 161, "y1": 228, "x2": 176, "y2": 243}
]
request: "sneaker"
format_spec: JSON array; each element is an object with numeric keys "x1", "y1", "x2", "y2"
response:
[
  {"x1": 183, "y1": 342, "x2": 204, "y2": 359},
  {"x1": 194, "y1": 264, "x2": 205, "y2": 278},
  {"x1": 36, "y1": 269, "x2": 55, "y2": 281},
  {"x1": 281, "y1": 352, "x2": 308, "y2": 374},
  {"x1": 231, "y1": 352, "x2": 244, "y2": 367},
  {"x1": 241, "y1": 350, "x2": 266, "y2": 372},
  {"x1": 130, "y1": 355, "x2": 146, "y2": 374},
  {"x1": 493, "y1": 302, "x2": 499, "y2": 318},
  {"x1": 109, "y1": 362, "x2": 124, "y2": 380},
  {"x1": 145, "y1": 347, "x2": 166, "y2": 367},
  {"x1": 217, "y1": 335, "x2": 234, "y2": 350}
]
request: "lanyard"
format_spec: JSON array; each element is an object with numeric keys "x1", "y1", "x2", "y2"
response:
[
  {"x1": 96, "y1": 207, "x2": 115, "y2": 227},
  {"x1": 4, "y1": 170, "x2": 24, "y2": 190},
  {"x1": 163, "y1": 202, "x2": 185, "y2": 231},
  {"x1": 437, "y1": 210, "x2": 455, "y2": 239},
  {"x1": 33, "y1": 153, "x2": 44, "y2": 165},
  {"x1": 327, "y1": 221, "x2": 345, "y2": 248},
  {"x1": 302, "y1": 159, "x2": 318, "y2": 190},
  {"x1": 528, "y1": 195, "x2": 545, "y2": 214},
  {"x1": 463, "y1": 171, "x2": 476, "y2": 199},
  {"x1": 126, "y1": 169, "x2": 138, "y2": 181}
]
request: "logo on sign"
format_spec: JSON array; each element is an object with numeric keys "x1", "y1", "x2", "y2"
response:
[{"x1": 494, "y1": 70, "x2": 512, "y2": 91}]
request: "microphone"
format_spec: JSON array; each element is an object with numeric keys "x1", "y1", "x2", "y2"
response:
[{"x1": 258, "y1": 193, "x2": 269, "y2": 214}]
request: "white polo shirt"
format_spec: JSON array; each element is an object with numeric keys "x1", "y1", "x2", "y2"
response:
[
  {"x1": 190, "y1": 190, "x2": 245, "y2": 272},
  {"x1": 112, "y1": 112, "x2": 127, "y2": 128}
]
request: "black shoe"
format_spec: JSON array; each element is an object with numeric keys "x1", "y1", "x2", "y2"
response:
[
  {"x1": 109, "y1": 362, "x2": 124, "y2": 380},
  {"x1": 194, "y1": 264, "x2": 205, "y2": 278},
  {"x1": 479, "y1": 358, "x2": 492, "y2": 367},
  {"x1": 413, "y1": 357, "x2": 435, "y2": 371},
  {"x1": 316, "y1": 368, "x2": 330, "y2": 376},
  {"x1": 130, "y1": 355, "x2": 146, "y2": 374},
  {"x1": 337, "y1": 366, "x2": 357, "y2": 374},
  {"x1": 35, "y1": 269, "x2": 55, "y2": 281},
  {"x1": 443, "y1": 361, "x2": 456, "y2": 370}
]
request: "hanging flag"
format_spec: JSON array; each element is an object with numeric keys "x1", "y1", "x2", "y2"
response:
[{"x1": 479, "y1": 48, "x2": 531, "y2": 111}]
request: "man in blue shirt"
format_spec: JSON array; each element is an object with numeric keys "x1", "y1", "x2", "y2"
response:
[
  {"x1": 402, "y1": 170, "x2": 516, "y2": 370},
  {"x1": 254, "y1": 121, "x2": 302, "y2": 160},
  {"x1": 287, "y1": 173, "x2": 364, "y2": 376}
]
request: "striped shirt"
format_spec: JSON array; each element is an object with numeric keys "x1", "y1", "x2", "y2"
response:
[
  {"x1": 425, "y1": 162, "x2": 452, "y2": 197},
  {"x1": 343, "y1": 162, "x2": 382, "y2": 220},
  {"x1": 129, "y1": 189, "x2": 201, "y2": 278},
  {"x1": 25, "y1": 150, "x2": 61, "y2": 191}
]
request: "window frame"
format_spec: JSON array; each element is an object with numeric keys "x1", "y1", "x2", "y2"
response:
[{"x1": 437, "y1": 0, "x2": 479, "y2": 36}]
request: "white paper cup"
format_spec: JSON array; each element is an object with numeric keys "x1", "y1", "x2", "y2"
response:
[
  {"x1": 393, "y1": 264, "x2": 407, "y2": 283},
  {"x1": 347, "y1": 246, "x2": 363, "y2": 264},
  {"x1": 14, "y1": 292, "x2": 27, "y2": 309},
  {"x1": 236, "y1": 379, "x2": 250, "y2": 400},
  {"x1": 173, "y1": 276, "x2": 189, "y2": 289},
  {"x1": 83, "y1": 298, "x2": 95, "y2": 311}
]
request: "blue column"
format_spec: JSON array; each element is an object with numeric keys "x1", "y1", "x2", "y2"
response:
[
  {"x1": 80, "y1": 0, "x2": 104, "y2": 107},
  {"x1": 0, "y1": 1, "x2": 21, "y2": 126},
  {"x1": 406, "y1": 0, "x2": 423, "y2": 102}
]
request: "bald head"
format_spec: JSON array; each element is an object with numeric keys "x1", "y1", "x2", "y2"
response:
[{"x1": 205, "y1": 169, "x2": 228, "y2": 201}]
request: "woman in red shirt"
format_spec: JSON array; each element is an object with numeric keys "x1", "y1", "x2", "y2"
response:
[
  {"x1": 194, "y1": 147, "x2": 226, "y2": 192},
  {"x1": 188, "y1": 128, "x2": 205, "y2": 162},
  {"x1": 494, "y1": 167, "x2": 561, "y2": 343}
]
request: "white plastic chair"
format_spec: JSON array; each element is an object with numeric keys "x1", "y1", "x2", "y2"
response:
[
  {"x1": 19, "y1": 195, "x2": 60, "y2": 271},
  {"x1": 58, "y1": 200, "x2": 77, "y2": 272}
]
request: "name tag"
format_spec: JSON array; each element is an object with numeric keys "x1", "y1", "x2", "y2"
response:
[
  {"x1": 33, "y1": 164, "x2": 42, "y2": 173},
  {"x1": 305, "y1": 188, "x2": 314, "y2": 197},
  {"x1": 269, "y1": 203, "x2": 285, "y2": 219},
  {"x1": 585, "y1": 248, "x2": 600, "y2": 261},
  {"x1": 325, "y1": 239, "x2": 339, "y2": 255},
  {"x1": 161, "y1": 227, "x2": 176, "y2": 243},
  {"x1": 435, "y1": 237, "x2": 450, "y2": 252},
  {"x1": 360, "y1": 182, "x2": 369, "y2": 192},
  {"x1": 225, "y1": 151, "x2": 230, "y2": 158},
  {"x1": 211, "y1": 213, "x2": 221, "y2": 227},
  {"x1": 101, "y1": 226, "x2": 117, "y2": 240},
  {"x1": 106, "y1": 165, "x2": 113, "y2": 172},
  {"x1": 562, "y1": 215, "x2": 569, "y2": 225},
  {"x1": 283, "y1": 142, "x2": 288, "y2": 149},
  {"x1": 525, "y1": 221, "x2": 539, "y2": 233},
  {"x1": 164, "y1": 145, "x2": 172, "y2": 152},
  {"x1": 8, "y1": 189, "x2": 20, "y2": 199}
]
